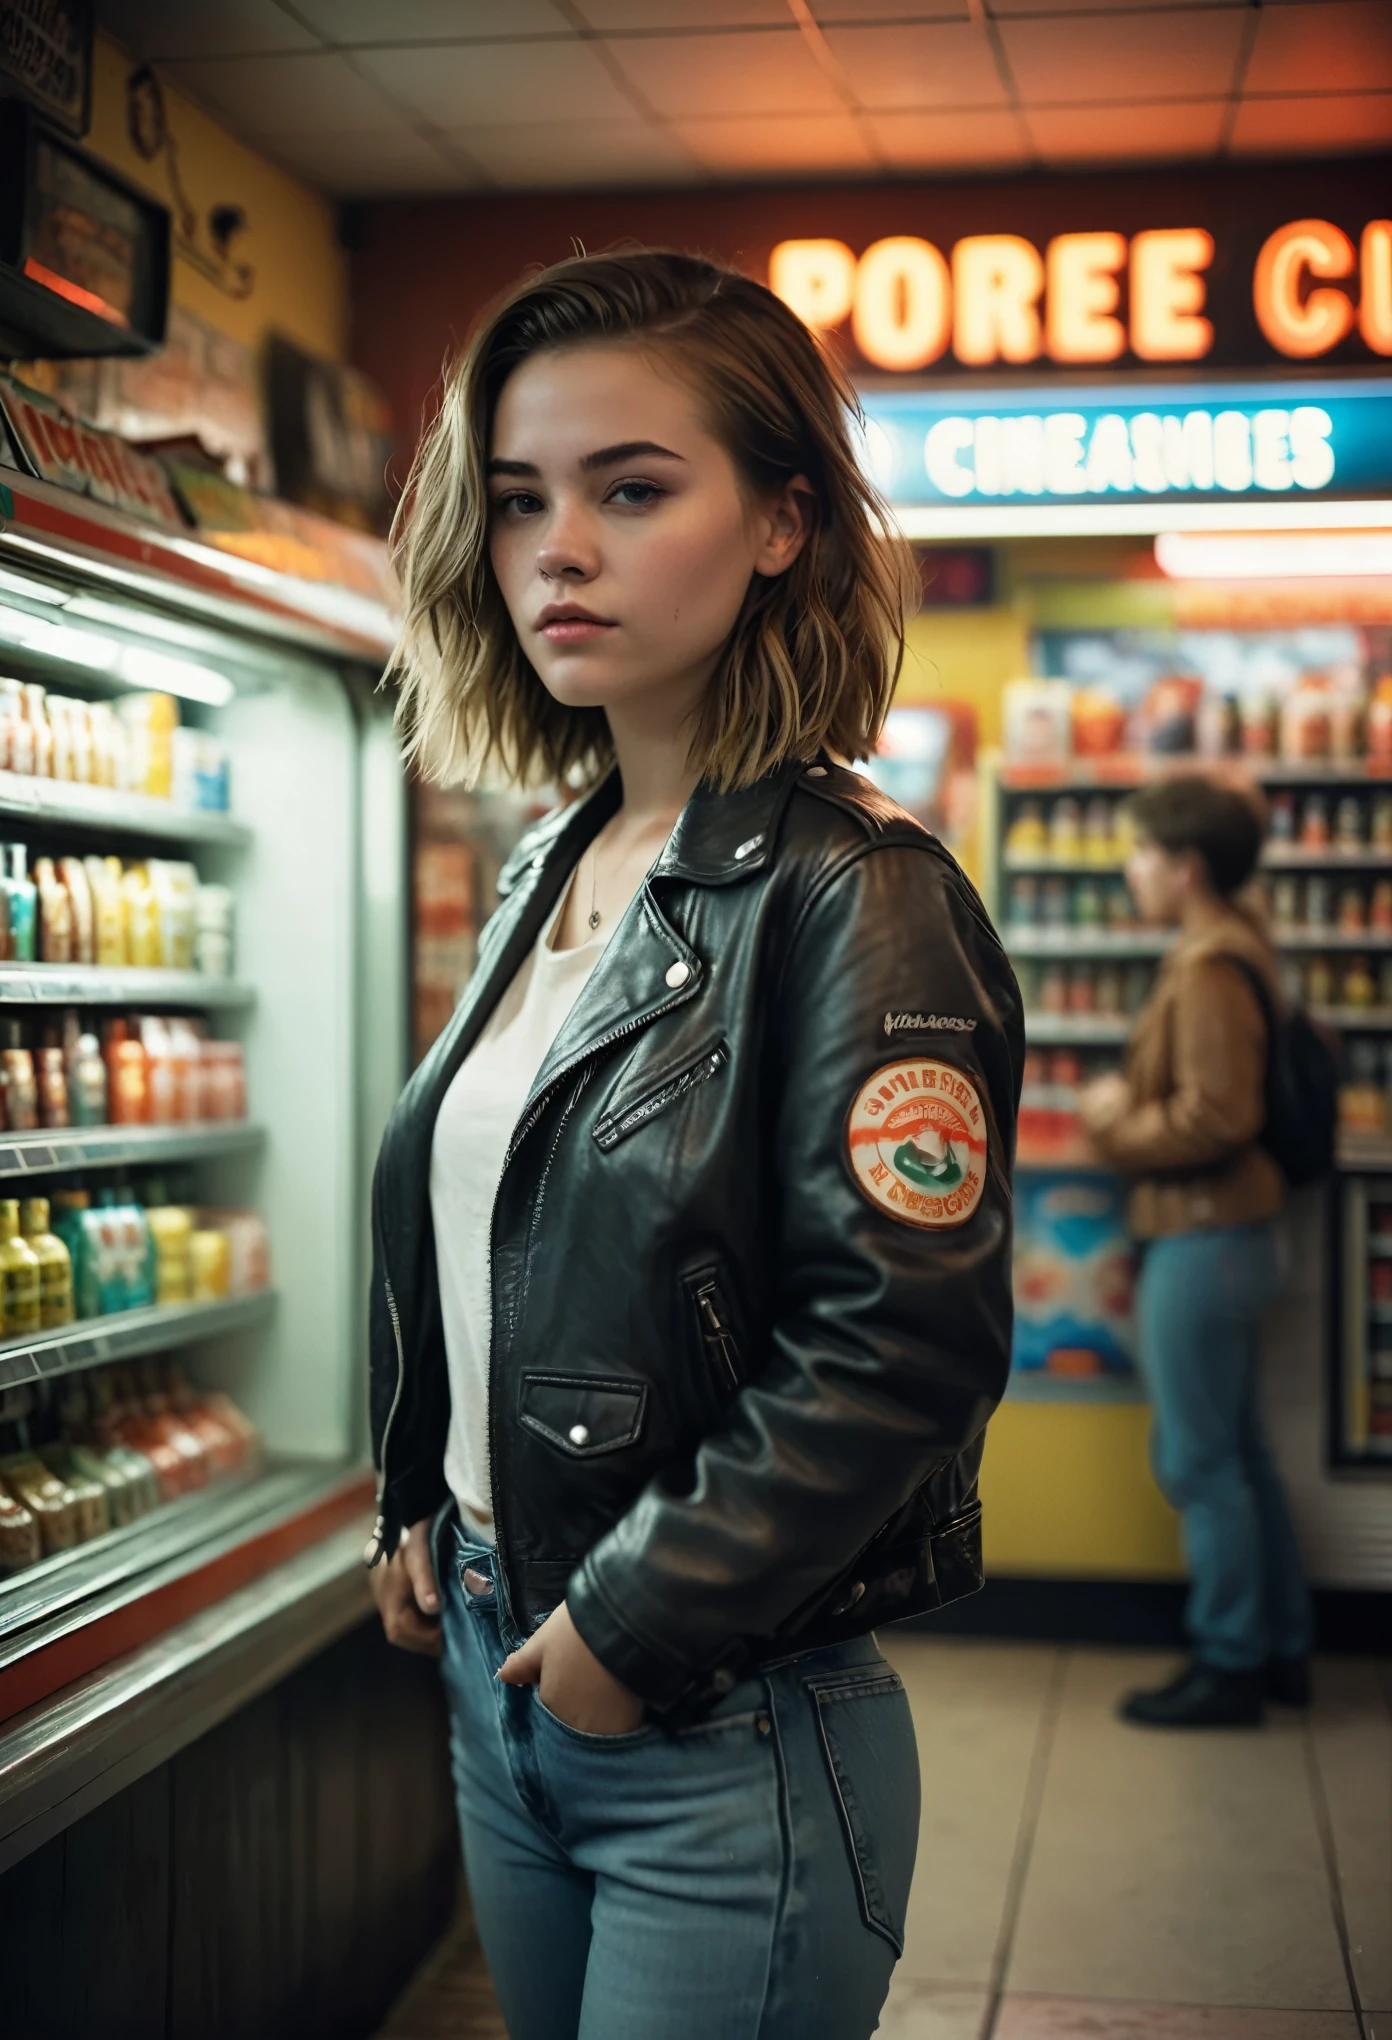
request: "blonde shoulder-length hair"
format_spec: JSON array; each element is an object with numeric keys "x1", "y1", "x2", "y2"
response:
[{"x1": 390, "y1": 248, "x2": 917, "y2": 792}]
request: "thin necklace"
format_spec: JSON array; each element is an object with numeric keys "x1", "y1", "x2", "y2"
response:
[{"x1": 588, "y1": 848, "x2": 601, "y2": 931}]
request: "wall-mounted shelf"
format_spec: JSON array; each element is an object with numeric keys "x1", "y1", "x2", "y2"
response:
[
  {"x1": 0, "y1": 966, "x2": 253, "y2": 1009},
  {"x1": 1312, "y1": 1006, "x2": 1392, "y2": 1031},
  {"x1": 0, "y1": 772, "x2": 248, "y2": 849},
  {"x1": 1008, "y1": 928, "x2": 1170, "y2": 958},
  {"x1": 1274, "y1": 931, "x2": 1392, "y2": 952},
  {"x1": 0, "y1": 1121, "x2": 263, "y2": 1180},
  {"x1": 1001, "y1": 758, "x2": 1392, "y2": 794},
  {"x1": 1006, "y1": 846, "x2": 1392, "y2": 877},
  {"x1": 1020, "y1": 1013, "x2": 1132, "y2": 1045},
  {"x1": 1339, "y1": 1136, "x2": 1392, "y2": 1173},
  {"x1": 0, "y1": 1289, "x2": 276, "y2": 1391}
]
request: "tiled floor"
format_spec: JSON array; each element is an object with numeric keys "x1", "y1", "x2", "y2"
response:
[{"x1": 374, "y1": 1641, "x2": 1391, "y2": 2040}]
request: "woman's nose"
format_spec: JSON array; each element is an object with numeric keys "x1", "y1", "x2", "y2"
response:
[{"x1": 536, "y1": 501, "x2": 599, "y2": 582}]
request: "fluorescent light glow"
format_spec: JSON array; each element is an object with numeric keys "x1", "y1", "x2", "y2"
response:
[
  {"x1": 1155, "y1": 530, "x2": 1392, "y2": 579},
  {"x1": 0, "y1": 607, "x2": 120, "y2": 670},
  {"x1": 114, "y1": 645, "x2": 234, "y2": 707},
  {"x1": 0, "y1": 564, "x2": 67, "y2": 605},
  {"x1": 894, "y1": 497, "x2": 1392, "y2": 540}
]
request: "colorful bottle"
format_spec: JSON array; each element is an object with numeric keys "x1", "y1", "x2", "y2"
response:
[
  {"x1": 2, "y1": 845, "x2": 36, "y2": 963},
  {"x1": 0, "y1": 1199, "x2": 42, "y2": 1339},
  {"x1": 20, "y1": 1197, "x2": 74, "y2": 1330}
]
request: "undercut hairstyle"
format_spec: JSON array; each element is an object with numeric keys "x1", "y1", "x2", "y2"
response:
[
  {"x1": 389, "y1": 248, "x2": 917, "y2": 791},
  {"x1": 1128, "y1": 773, "x2": 1266, "y2": 896}
]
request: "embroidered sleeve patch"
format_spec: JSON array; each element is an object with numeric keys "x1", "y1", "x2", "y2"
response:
[{"x1": 846, "y1": 1057, "x2": 988, "y2": 1230}]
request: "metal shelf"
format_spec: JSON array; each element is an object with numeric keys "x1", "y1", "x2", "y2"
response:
[
  {"x1": 1273, "y1": 931, "x2": 1392, "y2": 951},
  {"x1": 0, "y1": 771, "x2": 247, "y2": 848},
  {"x1": 1009, "y1": 928, "x2": 1169, "y2": 958},
  {"x1": 1002, "y1": 759, "x2": 1392, "y2": 793},
  {"x1": 0, "y1": 1121, "x2": 263, "y2": 1180},
  {"x1": 1022, "y1": 1013, "x2": 1132, "y2": 1045},
  {"x1": 1312, "y1": 1006, "x2": 1392, "y2": 1031},
  {"x1": 0, "y1": 966, "x2": 252, "y2": 1008},
  {"x1": 1264, "y1": 847, "x2": 1392, "y2": 870},
  {"x1": 1004, "y1": 855, "x2": 1127, "y2": 876},
  {"x1": 0, "y1": 1289, "x2": 276, "y2": 1391}
]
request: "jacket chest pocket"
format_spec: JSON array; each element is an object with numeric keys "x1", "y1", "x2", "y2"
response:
[
  {"x1": 681, "y1": 1266, "x2": 744, "y2": 1397},
  {"x1": 592, "y1": 1039, "x2": 728, "y2": 1153},
  {"x1": 519, "y1": 1374, "x2": 648, "y2": 1457}
]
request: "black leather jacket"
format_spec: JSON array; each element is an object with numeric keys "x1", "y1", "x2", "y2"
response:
[{"x1": 367, "y1": 759, "x2": 1023, "y2": 1723}]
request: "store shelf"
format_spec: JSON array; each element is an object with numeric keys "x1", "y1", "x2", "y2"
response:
[
  {"x1": 0, "y1": 1120, "x2": 263, "y2": 1179},
  {"x1": 1003, "y1": 855, "x2": 1127, "y2": 876},
  {"x1": 0, "y1": 1289, "x2": 276, "y2": 1391},
  {"x1": 1008, "y1": 928, "x2": 1170, "y2": 958},
  {"x1": 1005, "y1": 1369, "x2": 1146, "y2": 1404},
  {"x1": 0, "y1": 771, "x2": 248, "y2": 848},
  {"x1": 1264, "y1": 847, "x2": 1392, "y2": 870},
  {"x1": 1021, "y1": 1013, "x2": 1132, "y2": 1045},
  {"x1": 1001, "y1": 758, "x2": 1392, "y2": 793},
  {"x1": 1312, "y1": 1006, "x2": 1392, "y2": 1031},
  {"x1": 1368, "y1": 1238, "x2": 1392, "y2": 1258},
  {"x1": 0, "y1": 966, "x2": 252, "y2": 1008}
]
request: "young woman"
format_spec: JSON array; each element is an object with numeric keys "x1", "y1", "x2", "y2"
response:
[
  {"x1": 1080, "y1": 774, "x2": 1311, "y2": 1729},
  {"x1": 366, "y1": 250, "x2": 1023, "y2": 2039}
]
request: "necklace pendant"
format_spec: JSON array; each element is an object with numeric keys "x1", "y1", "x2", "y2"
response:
[{"x1": 588, "y1": 908, "x2": 601, "y2": 930}]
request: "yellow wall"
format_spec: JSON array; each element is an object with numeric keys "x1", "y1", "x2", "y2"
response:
[
  {"x1": 83, "y1": 34, "x2": 347, "y2": 363},
  {"x1": 899, "y1": 606, "x2": 1027, "y2": 751},
  {"x1": 981, "y1": 1402, "x2": 1184, "y2": 1580}
]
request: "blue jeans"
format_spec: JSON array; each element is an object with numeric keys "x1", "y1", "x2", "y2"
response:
[
  {"x1": 433, "y1": 1514, "x2": 921, "y2": 2040},
  {"x1": 1136, "y1": 1221, "x2": 1311, "y2": 1672}
]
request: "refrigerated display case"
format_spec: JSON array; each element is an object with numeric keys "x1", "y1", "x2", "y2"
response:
[{"x1": 0, "y1": 461, "x2": 405, "y2": 1827}]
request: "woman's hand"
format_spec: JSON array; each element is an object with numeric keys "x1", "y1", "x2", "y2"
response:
[
  {"x1": 498, "y1": 1601, "x2": 644, "y2": 1734},
  {"x1": 370, "y1": 1516, "x2": 441, "y2": 1656},
  {"x1": 1078, "y1": 1070, "x2": 1131, "y2": 1136}
]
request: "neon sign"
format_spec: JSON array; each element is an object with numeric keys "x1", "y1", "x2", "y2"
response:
[
  {"x1": 771, "y1": 221, "x2": 1392, "y2": 372},
  {"x1": 859, "y1": 383, "x2": 1392, "y2": 507}
]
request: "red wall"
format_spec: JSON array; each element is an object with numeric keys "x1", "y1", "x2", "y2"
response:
[{"x1": 346, "y1": 157, "x2": 1386, "y2": 479}]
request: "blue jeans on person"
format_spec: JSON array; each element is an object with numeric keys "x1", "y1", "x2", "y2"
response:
[
  {"x1": 1136, "y1": 1220, "x2": 1312, "y2": 1673},
  {"x1": 431, "y1": 1512, "x2": 921, "y2": 2040}
]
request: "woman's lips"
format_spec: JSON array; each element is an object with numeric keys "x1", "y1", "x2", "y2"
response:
[{"x1": 538, "y1": 618, "x2": 616, "y2": 644}]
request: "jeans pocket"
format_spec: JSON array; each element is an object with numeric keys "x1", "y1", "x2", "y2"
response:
[
  {"x1": 808, "y1": 1667, "x2": 912, "y2": 1954},
  {"x1": 533, "y1": 1693, "x2": 659, "y2": 1750}
]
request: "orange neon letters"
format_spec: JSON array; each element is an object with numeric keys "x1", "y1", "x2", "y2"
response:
[
  {"x1": 851, "y1": 237, "x2": 952, "y2": 371},
  {"x1": 952, "y1": 236, "x2": 1045, "y2": 365},
  {"x1": 1130, "y1": 229, "x2": 1214, "y2": 361},
  {"x1": 1360, "y1": 221, "x2": 1392, "y2": 357},
  {"x1": 1253, "y1": 219, "x2": 1356, "y2": 358},
  {"x1": 1045, "y1": 232, "x2": 1127, "y2": 364},
  {"x1": 767, "y1": 239, "x2": 857, "y2": 332}
]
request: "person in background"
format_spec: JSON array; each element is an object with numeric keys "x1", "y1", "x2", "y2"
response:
[
  {"x1": 366, "y1": 249, "x2": 1022, "y2": 2038},
  {"x1": 1079, "y1": 773, "x2": 1311, "y2": 1729}
]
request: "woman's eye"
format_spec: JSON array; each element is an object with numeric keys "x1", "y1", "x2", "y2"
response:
[
  {"x1": 493, "y1": 491, "x2": 544, "y2": 518},
  {"x1": 607, "y1": 480, "x2": 664, "y2": 508}
]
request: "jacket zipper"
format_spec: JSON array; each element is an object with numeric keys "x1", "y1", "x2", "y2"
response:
[
  {"x1": 364, "y1": 1271, "x2": 406, "y2": 1566},
  {"x1": 593, "y1": 1043, "x2": 727, "y2": 1152},
  {"x1": 691, "y1": 1275, "x2": 742, "y2": 1394}
]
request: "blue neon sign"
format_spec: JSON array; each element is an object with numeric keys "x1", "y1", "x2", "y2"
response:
[{"x1": 858, "y1": 381, "x2": 1392, "y2": 507}]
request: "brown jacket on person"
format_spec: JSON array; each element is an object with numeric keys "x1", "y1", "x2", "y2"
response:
[{"x1": 1087, "y1": 902, "x2": 1286, "y2": 1239}]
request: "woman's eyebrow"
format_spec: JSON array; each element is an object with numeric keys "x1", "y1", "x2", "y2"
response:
[{"x1": 487, "y1": 441, "x2": 686, "y2": 479}]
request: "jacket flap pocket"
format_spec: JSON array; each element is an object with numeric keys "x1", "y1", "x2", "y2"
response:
[
  {"x1": 518, "y1": 1373, "x2": 648, "y2": 1457},
  {"x1": 593, "y1": 1038, "x2": 728, "y2": 1152}
]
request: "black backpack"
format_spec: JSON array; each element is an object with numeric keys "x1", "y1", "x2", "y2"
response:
[{"x1": 1220, "y1": 955, "x2": 1337, "y2": 1188}]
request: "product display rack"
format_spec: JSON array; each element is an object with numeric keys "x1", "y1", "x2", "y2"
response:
[{"x1": 0, "y1": 463, "x2": 405, "y2": 1784}]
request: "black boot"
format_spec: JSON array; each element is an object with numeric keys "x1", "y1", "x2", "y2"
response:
[
  {"x1": 1120, "y1": 1660, "x2": 1265, "y2": 1728},
  {"x1": 1266, "y1": 1656, "x2": 1312, "y2": 1707}
]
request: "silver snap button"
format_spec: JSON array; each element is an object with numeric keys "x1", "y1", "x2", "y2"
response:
[
  {"x1": 665, "y1": 960, "x2": 690, "y2": 989},
  {"x1": 805, "y1": 765, "x2": 828, "y2": 778},
  {"x1": 531, "y1": 854, "x2": 545, "y2": 871},
  {"x1": 568, "y1": 1422, "x2": 590, "y2": 1447},
  {"x1": 734, "y1": 834, "x2": 763, "y2": 861}
]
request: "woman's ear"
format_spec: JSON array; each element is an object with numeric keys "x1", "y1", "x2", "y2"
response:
[{"x1": 751, "y1": 474, "x2": 815, "y2": 579}]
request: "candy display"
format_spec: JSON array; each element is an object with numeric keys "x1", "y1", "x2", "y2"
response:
[
  {"x1": 1012, "y1": 1172, "x2": 1138, "y2": 1377},
  {"x1": 1004, "y1": 794, "x2": 1131, "y2": 867},
  {"x1": 0, "y1": 683, "x2": 230, "y2": 813},
  {"x1": 0, "y1": 839, "x2": 233, "y2": 975},
  {"x1": 0, "y1": 1358, "x2": 259, "y2": 1573}
]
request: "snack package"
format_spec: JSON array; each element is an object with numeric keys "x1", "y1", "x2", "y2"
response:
[
  {"x1": 0, "y1": 1454, "x2": 81, "y2": 1552},
  {"x1": 1004, "y1": 680, "x2": 1071, "y2": 765},
  {"x1": 121, "y1": 863, "x2": 160, "y2": 968},
  {"x1": 36, "y1": 1444, "x2": 108, "y2": 1541},
  {"x1": 59, "y1": 856, "x2": 95, "y2": 964},
  {"x1": 0, "y1": 1475, "x2": 41, "y2": 1571},
  {"x1": 194, "y1": 884, "x2": 234, "y2": 979},
  {"x1": 197, "y1": 1209, "x2": 270, "y2": 1295},
  {"x1": 149, "y1": 860, "x2": 198, "y2": 969},
  {"x1": 85, "y1": 854, "x2": 127, "y2": 966},
  {"x1": 190, "y1": 1227, "x2": 230, "y2": 1299},
  {"x1": 146, "y1": 1205, "x2": 193, "y2": 1305},
  {"x1": 117, "y1": 692, "x2": 178, "y2": 799}
]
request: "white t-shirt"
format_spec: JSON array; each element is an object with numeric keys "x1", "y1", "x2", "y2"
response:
[{"x1": 430, "y1": 888, "x2": 611, "y2": 1543}]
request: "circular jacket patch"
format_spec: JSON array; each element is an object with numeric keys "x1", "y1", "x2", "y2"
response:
[{"x1": 846, "y1": 1058, "x2": 988, "y2": 1230}]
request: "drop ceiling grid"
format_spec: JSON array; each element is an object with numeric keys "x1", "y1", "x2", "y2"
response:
[{"x1": 91, "y1": 0, "x2": 1392, "y2": 193}]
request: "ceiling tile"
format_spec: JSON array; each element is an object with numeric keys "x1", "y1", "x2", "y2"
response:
[
  {"x1": 822, "y1": 22, "x2": 1009, "y2": 109},
  {"x1": 291, "y1": 0, "x2": 573, "y2": 41},
  {"x1": 1244, "y1": 2, "x2": 1392, "y2": 96},
  {"x1": 458, "y1": 119, "x2": 701, "y2": 187},
  {"x1": 870, "y1": 106, "x2": 1029, "y2": 167},
  {"x1": 581, "y1": 1, "x2": 791, "y2": 25},
  {"x1": 672, "y1": 111, "x2": 877, "y2": 173},
  {"x1": 610, "y1": 27, "x2": 842, "y2": 116},
  {"x1": 992, "y1": 0, "x2": 1240, "y2": 12},
  {"x1": 811, "y1": 1, "x2": 973, "y2": 16},
  {"x1": 93, "y1": 0, "x2": 317, "y2": 58},
  {"x1": 1026, "y1": 97, "x2": 1226, "y2": 161},
  {"x1": 999, "y1": 10, "x2": 1247, "y2": 104},
  {"x1": 278, "y1": 127, "x2": 485, "y2": 197},
  {"x1": 351, "y1": 39, "x2": 637, "y2": 126},
  {"x1": 1230, "y1": 88, "x2": 1392, "y2": 153},
  {"x1": 162, "y1": 51, "x2": 399, "y2": 137}
]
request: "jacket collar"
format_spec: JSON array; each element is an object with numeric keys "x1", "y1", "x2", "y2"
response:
[{"x1": 652, "y1": 757, "x2": 807, "y2": 886}]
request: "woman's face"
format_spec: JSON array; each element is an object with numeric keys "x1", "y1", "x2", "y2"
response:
[
  {"x1": 487, "y1": 342, "x2": 806, "y2": 732},
  {"x1": 1126, "y1": 834, "x2": 1196, "y2": 925}
]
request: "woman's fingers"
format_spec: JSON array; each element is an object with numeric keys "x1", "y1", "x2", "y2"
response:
[
  {"x1": 400, "y1": 1519, "x2": 441, "y2": 1616},
  {"x1": 497, "y1": 1629, "x2": 544, "y2": 1685},
  {"x1": 370, "y1": 1519, "x2": 442, "y2": 1656}
]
